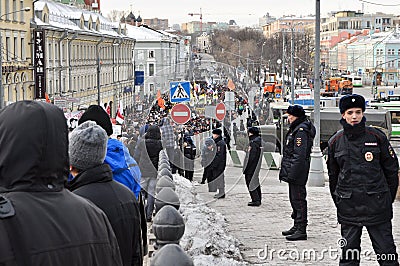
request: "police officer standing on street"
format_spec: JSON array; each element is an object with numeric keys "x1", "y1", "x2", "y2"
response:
[
  {"x1": 210, "y1": 128, "x2": 227, "y2": 199},
  {"x1": 327, "y1": 94, "x2": 399, "y2": 265},
  {"x1": 279, "y1": 105, "x2": 316, "y2": 241},
  {"x1": 243, "y1": 126, "x2": 262, "y2": 206}
]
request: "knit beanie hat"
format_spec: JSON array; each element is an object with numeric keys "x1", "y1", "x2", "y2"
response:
[
  {"x1": 69, "y1": 121, "x2": 108, "y2": 171},
  {"x1": 78, "y1": 105, "x2": 113, "y2": 136},
  {"x1": 286, "y1": 105, "x2": 305, "y2": 117},
  {"x1": 339, "y1": 94, "x2": 366, "y2": 114}
]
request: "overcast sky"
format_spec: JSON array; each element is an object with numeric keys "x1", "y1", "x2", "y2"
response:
[{"x1": 101, "y1": 0, "x2": 400, "y2": 26}]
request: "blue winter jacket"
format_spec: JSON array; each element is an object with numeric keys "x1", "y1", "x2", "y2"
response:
[{"x1": 105, "y1": 138, "x2": 141, "y2": 198}]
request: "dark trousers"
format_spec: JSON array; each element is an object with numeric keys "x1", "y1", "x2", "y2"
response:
[
  {"x1": 288, "y1": 183, "x2": 307, "y2": 225},
  {"x1": 166, "y1": 147, "x2": 178, "y2": 173},
  {"x1": 245, "y1": 173, "x2": 262, "y2": 202},
  {"x1": 184, "y1": 170, "x2": 194, "y2": 181},
  {"x1": 340, "y1": 222, "x2": 399, "y2": 266}
]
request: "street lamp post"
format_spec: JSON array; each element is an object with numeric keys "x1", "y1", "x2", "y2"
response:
[
  {"x1": 308, "y1": 0, "x2": 325, "y2": 187},
  {"x1": 282, "y1": 30, "x2": 285, "y2": 90},
  {"x1": 291, "y1": 27, "x2": 295, "y2": 104},
  {"x1": 0, "y1": 7, "x2": 31, "y2": 109}
]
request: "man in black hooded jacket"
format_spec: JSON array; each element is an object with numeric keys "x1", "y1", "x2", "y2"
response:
[
  {"x1": 0, "y1": 101, "x2": 122, "y2": 265},
  {"x1": 279, "y1": 105, "x2": 316, "y2": 241}
]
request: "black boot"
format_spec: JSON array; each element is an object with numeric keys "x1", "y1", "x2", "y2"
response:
[
  {"x1": 282, "y1": 225, "x2": 297, "y2": 236},
  {"x1": 286, "y1": 225, "x2": 307, "y2": 241}
]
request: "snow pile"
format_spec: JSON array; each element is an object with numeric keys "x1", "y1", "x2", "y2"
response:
[{"x1": 173, "y1": 175, "x2": 247, "y2": 266}]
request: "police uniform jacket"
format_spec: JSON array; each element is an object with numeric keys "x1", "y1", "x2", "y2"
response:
[
  {"x1": 243, "y1": 135, "x2": 262, "y2": 176},
  {"x1": 279, "y1": 116, "x2": 316, "y2": 185},
  {"x1": 210, "y1": 135, "x2": 227, "y2": 178},
  {"x1": 327, "y1": 117, "x2": 399, "y2": 226}
]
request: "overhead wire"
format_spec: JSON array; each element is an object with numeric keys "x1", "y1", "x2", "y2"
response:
[{"x1": 359, "y1": 0, "x2": 400, "y2": 6}]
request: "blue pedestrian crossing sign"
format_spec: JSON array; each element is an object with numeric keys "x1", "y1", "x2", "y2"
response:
[{"x1": 170, "y1": 81, "x2": 191, "y2": 103}]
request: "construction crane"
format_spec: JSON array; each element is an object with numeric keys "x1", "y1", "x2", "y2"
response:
[{"x1": 188, "y1": 8, "x2": 203, "y2": 32}]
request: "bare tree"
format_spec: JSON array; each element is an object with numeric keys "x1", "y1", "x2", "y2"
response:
[{"x1": 106, "y1": 10, "x2": 127, "y2": 22}]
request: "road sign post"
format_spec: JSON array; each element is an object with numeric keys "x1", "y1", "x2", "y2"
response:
[
  {"x1": 170, "y1": 81, "x2": 191, "y2": 103},
  {"x1": 215, "y1": 102, "x2": 226, "y2": 121},
  {"x1": 170, "y1": 103, "x2": 191, "y2": 125}
]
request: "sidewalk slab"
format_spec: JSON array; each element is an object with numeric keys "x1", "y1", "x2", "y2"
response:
[{"x1": 194, "y1": 166, "x2": 400, "y2": 265}]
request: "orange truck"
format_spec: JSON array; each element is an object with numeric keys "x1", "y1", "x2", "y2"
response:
[{"x1": 322, "y1": 77, "x2": 353, "y2": 97}]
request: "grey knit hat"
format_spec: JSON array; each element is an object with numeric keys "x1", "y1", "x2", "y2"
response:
[{"x1": 69, "y1": 121, "x2": 108, "y2": 171}]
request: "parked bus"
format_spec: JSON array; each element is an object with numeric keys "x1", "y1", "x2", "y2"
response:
[
  {"x1": 369, "y1": 101, "x2": 400, "y2": 138},
  {"x1": 342, "y1": 74, "x2": 363, "y2": 87}
]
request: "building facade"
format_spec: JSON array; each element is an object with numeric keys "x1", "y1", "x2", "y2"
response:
[
  {"x1": 0, "y1": 0, "x2": 34, "y2": 107},
  {"x1": 34, "y1": 0, "x2": 135, "y2": 113},
  {"x1": 124, "y1": 24, "x2": 189, "y2": 97}
]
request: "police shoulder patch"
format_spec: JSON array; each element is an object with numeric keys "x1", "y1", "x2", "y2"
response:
[{"x1": 296, "y1": 137, "x2": 302, "y2": 147}]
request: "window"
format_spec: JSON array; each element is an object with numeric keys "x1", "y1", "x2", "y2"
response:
[
  {"x1": 376, "y1": 49, "x2": 383, "y2": 55},
  {"x1": 388, "y1": 60, "x2": 395, "y2": 68},
  {"x1": 149, "y1": 63, "x2": 154, "y2": 76},
  {"x1": 20, "y1": 37, "x2": 25, "y2": 60},
  {"x1": 48, "y1": 43, "x2": 52, "y2": 61},
  {"x1": 5, "y1": 37, "x2": 10, "y2": 61},
  {"x1": 19, "y1": 0, "x2": 24, "y2": 21},
  {"x1": 5, "y1": 0, "x2": 10, "y2": 19},
  {"x1": 12, "y1": 0, "x2": 17, "y2": 20},
  {"x1": 148, "y1": 50, "x2": 155, "y2": 58},
  {"x1": 13, "y1": 37, "x2": 17, "y2": 60},
  {"x1": 54, "y1": 43, "x2": 58, "y2": 61},
  {"x1": 388, "y1": 49, "x2": 395, "y2": 55}
]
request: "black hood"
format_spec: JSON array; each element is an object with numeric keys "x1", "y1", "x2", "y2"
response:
[{"x1": 0, "y1": 101, "x2": 69, "y2": 192}]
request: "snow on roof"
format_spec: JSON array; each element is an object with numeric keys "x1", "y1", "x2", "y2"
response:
[
  {"x1": 35, "y1": 0, "x2": 123, "y2": 37},
  {"x1": 124, "y1": 23, "x2": 166, "y2": 41}
]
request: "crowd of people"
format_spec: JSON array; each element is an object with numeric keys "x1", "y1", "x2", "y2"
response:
[{"x1": 0, "y1": 90, "x2": 399, "y2": 265}]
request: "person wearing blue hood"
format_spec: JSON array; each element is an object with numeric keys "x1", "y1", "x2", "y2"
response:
[
  {"x1": 78, "y1": 105, "x2": 141, "y2": 198},
  {"x1": 327, "y1": 94, "x2": 399, "y2": 265},
  {"x1": 78, "y1": 105, "x2": 147, "y2": 256},
  {"x1": 279, "y1": 104, "x2": 316, "y2": 241}
]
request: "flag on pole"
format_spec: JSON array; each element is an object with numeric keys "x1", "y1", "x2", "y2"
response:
[
  {"x1": 105, "y1": 102, "x2": 111, "y2": 116},
  {"x1": 116, "y1": 101, "x2": 124, "y2": 124},
  {"x1": 227, "y1": 79, "x2": 236, "y2": 90},
  {"x1": 45, "y1": 93, "x2": 51, "y2": 103}
]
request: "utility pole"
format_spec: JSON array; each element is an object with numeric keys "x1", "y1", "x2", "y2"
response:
[
  {"x1": 291, "y1": 27, "x2": 295, "y2": 104},
  {"x1": 282, "y1": 30, "x2": 285, "y2": 90},
  {"x1": 308, "y1": 0, "x2": 325, "y2": 187},
  {"x1": 0, "y1": 31, "x2": 3, "y2": 109}
]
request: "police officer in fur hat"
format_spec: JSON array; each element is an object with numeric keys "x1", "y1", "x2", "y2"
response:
[
  {"x1": 328, "y1": 94, "x2": 399, "y2": 265},
  {"x1": 279, "y1": 105, "x2": 316, "y2": 241}
]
